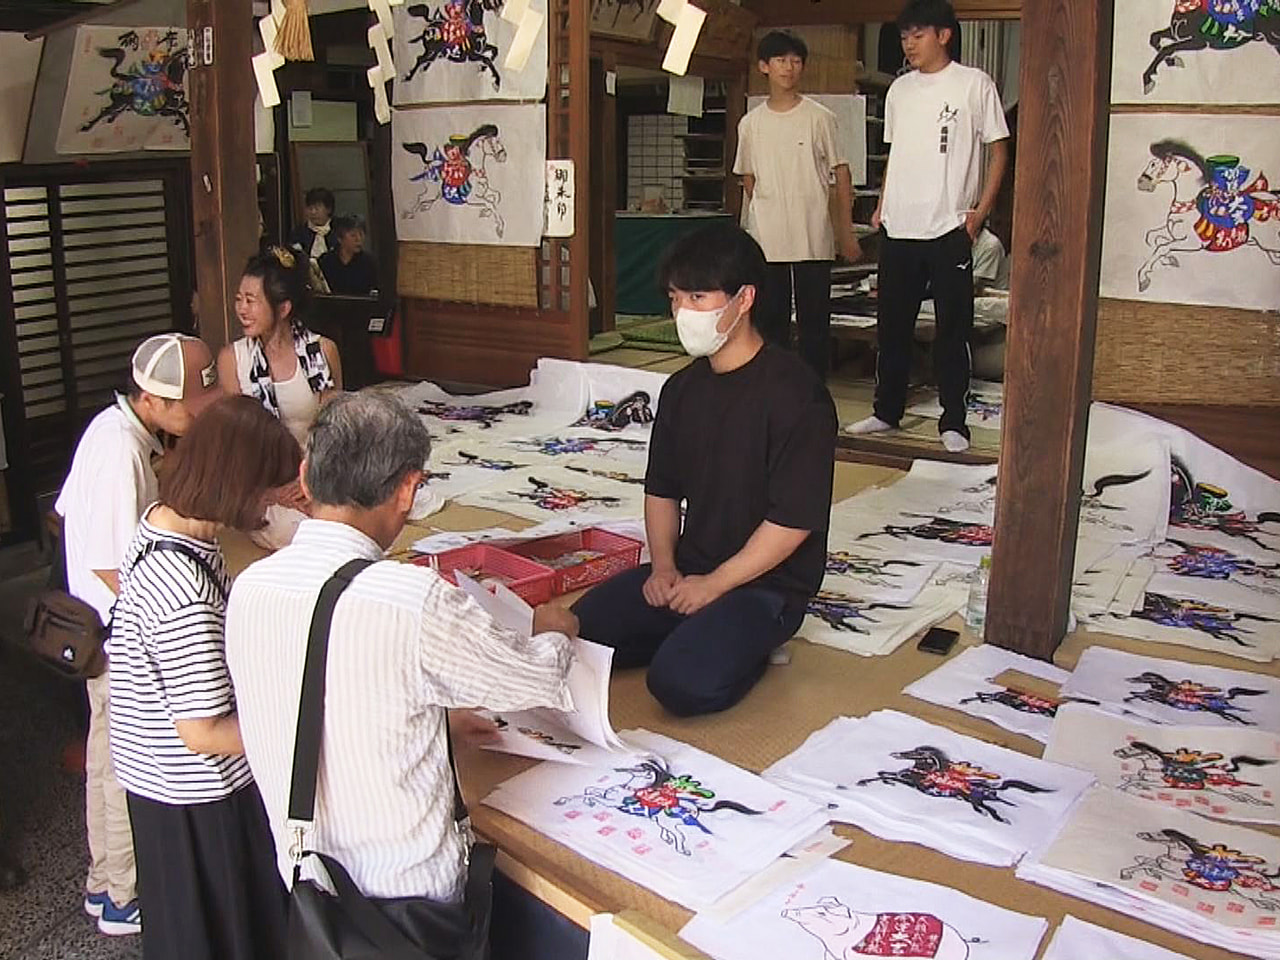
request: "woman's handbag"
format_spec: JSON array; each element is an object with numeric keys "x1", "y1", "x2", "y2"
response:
[{"x1": 286, "y1": 558, "x2": 494, "y2": 960}]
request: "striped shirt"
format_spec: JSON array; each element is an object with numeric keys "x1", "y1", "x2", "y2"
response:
[
  {"x1": 107, "y1": 513, "x2": 253, "y2": 804},
  {"x1": 225, "y1": 519, "x2": 574, "y2": 901}
]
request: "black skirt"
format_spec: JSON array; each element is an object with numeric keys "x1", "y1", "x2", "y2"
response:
[{"x1": 126, "y1": 782, "x2": 287, "y2": 960}]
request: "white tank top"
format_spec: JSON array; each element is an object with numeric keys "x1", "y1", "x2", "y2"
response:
[{"x1": 233, "y1": 337, "x2": 320, "y2": 447}]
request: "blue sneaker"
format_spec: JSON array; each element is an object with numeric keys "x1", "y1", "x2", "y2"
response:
[
  {"x1": 83, "y1": 890, "x2": 110, "y2": 918},
  {"x1": 97, "y1": 898, "x2": 142, "y2": 936}
]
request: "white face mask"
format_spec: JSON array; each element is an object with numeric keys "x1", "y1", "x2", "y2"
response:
[{"x1": 675, "y1": 290, "x2": 743, "y2": 358}]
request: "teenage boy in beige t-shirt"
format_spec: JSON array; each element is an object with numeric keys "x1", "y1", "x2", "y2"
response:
[{"x1": 733, "y1": 30, "x2": 859, "y2": 380}]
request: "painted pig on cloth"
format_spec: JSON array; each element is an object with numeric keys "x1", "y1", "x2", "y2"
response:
[{"x1": 782, "y1": 896, "x2": 974, "y2": 959}]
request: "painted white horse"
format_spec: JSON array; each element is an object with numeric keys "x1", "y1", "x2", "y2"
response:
[
  {"x1": 1135, "y1": 139, "x2": 1280, "y2": 293},
  {"x1": 783, "y1": 897, "x2": 977, "y2": 960},
  {"x1": 1120, "y1": 829, "x2": 1280, "y2": 912},
  {"x1": 1113, "y1": 741, "x2": 1274, "y2": 808},
  {"x1": 400, "y1": 126, "x2": 508, "y2": 238}
]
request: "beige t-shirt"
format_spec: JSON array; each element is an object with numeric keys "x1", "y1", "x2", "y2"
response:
[{"x1": 733, "y1": 97, "x2": 846, "y2": 263}]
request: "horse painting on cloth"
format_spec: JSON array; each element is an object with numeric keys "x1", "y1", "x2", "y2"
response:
[
  {"x1": 1099, "y1": 114, "x2": 1280, "y2": 310},
  {"x1": 1111, "y1": 0, "x2": 1280, "y2": 103},
  {"x1": 57, "y1": 25, "x2": 191, "y2": 154},
  {"x1": 393, "y1": 0, "x2": 548, "y2": 103},
  {"x1": 392, "y1": 103, "x2": 546, "y2": 246}
]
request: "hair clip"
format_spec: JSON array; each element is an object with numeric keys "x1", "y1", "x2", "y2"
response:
[{"x1": 270, "y1": 245, "x2": 297, "y2": 269}]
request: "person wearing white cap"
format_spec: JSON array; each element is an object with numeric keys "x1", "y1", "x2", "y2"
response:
[{"x1": 54, "y1": 332, "x2": 221, "y2": 937}]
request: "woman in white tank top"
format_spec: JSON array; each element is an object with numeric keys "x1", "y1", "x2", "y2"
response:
[{"x1": 216, "y1": 247, "x2": 343, "y2": 449}]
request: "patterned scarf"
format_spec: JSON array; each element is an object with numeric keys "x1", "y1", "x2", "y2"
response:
[{"x1": 246, "y1": 323, "x2": 334, "y2": 418}]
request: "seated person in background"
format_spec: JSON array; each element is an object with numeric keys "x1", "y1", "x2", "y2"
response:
[
  {"x1": 217, "y1": 246, "x2": 342, "y2": 451},
  {"x1": 108, "y1": 396, "x2": 299, "y2": 959},
  {"x1": 318, "y1": 216, "x2": 378, "y2": 297},
  {"x1": 289, "y1": 187, "x2": 337, "y2": 262},
  {"x1": 572, "y1": 223, "x2": 837, "y2": 717},
  {"x1": 971, "y1": 226, "x2": 1009, "y2": 292},
  {"x1": 226, "y1": 393, "x2": 578, "y2": 925}
]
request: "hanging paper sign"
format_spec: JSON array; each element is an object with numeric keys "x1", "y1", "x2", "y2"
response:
[
  {"x1": 662, "y1": 3, "x2": 706, "y2": 77},
  {"x1": 368, "y1": 65, "x2": 391, "y2": 125},
  {"x1": 253, "y1": 51, "x2": 282, "y2": 108},
  {"x1": 505, "y1": 8, "x2": 543, "y2": 72},
  {"x1": 545, "y1": 159, "x2": 575, "y2": 238}
]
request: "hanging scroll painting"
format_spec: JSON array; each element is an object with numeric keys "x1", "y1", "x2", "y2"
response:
[
  {"x1": 392, "y1": 103, "x2": 547, "y2": 246},
  {"x1": 1111, "y1": 0, "x2": 1280, "y2": 104},
  {"x1": 1099, "y1": 113, "x2": 1280, "y2": 311},
  {"x1": 392, "y1": 0, "x2": 548, "y2": 104},
  {"x1": 56, "y1": 26, "x2": 190, "y2": 154}
]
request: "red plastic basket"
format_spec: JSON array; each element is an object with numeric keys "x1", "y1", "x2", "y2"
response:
[
  {"x1": 507, "y1": 528, "x2": 643, "y2": 596},
  {"x1": 411, "y1": 544, "x2": 555, "y2": 606}
]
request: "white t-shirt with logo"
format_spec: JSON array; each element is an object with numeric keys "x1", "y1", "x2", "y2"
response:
[
  {"x1": 880, "y1": 62, "x2": 1009, "y2": 241},
  {"x1": 733, "y1": 97, "x2": 847, "y2": 262},
  {"x1": 55, "y1": 397, "x2": 161, "y2": 623}
]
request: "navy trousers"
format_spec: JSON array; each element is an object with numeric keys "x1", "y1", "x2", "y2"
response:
[{"x1": 571, "y1": 565, "x2": 804, "y2": 717}]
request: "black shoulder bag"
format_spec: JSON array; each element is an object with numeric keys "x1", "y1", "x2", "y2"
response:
[{"x1": 286, "y1": 558, "x2": 495, "y2": 960}]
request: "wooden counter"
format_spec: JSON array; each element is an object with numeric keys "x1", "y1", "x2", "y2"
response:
[{"x1": 221, "y1": 461, "x2": 1270, "y2": 960}]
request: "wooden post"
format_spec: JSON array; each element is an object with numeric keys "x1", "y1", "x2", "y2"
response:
[
  {"x1": 186, "y1": 0, "x2": 258, "y2": 351},
  {"x1": 984, "y1": 0, "x2": 1113, "y2": 657}
]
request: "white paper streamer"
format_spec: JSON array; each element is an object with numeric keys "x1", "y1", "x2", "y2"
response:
[
  {"x1": 504, "y1": 7, "x2": 543, "y2": 72},
  {"x1": 368, "y1": 65, "x2": 391, "y2": 125}
]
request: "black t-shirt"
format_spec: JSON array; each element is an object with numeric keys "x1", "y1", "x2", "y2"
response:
[
  {"x1": 319, "y1": 251, "x2": 378, "y2": 296},
  {"x1": 645, "y1": 344, "x2": 837, "y2": 603}
]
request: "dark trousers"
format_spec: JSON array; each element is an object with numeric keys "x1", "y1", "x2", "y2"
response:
[
  {"x1": 873, "y1": 227, "x2": 974, "y2": 438},
  {"x1": 755, "y1": 260, "x2": 834, "y2": 379},
  {"x1": 570, "y1": 565, "x2": 804, "y2": 717},
  {"x1": 127, "y1": 783, "x2": 287, "y2": 960}
]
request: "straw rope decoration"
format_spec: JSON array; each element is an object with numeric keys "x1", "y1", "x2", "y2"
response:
[{"x1": 274, "y1": 0, "x2": 314, "y2": 62}]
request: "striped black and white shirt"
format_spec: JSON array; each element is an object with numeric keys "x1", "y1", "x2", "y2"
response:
[
  {"x1": 107, "y1": 512, "x2": 253, "y2": 804},
  {"x1": 225, "y1": 519, "x2": 575, "y2": 901}
]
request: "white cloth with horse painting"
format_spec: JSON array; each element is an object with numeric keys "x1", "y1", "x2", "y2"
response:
[
  {"x1": 1045, "y1": 703, "x2": 1280, "y2": 826},
  {"x1": 680, "y1": 857, "x2": 1047, "y2": 960},
  {"x1": 761, "y1": 711, "x2": 1094, "y2": 867},
  {"x1": 482, "y1": 729, "x2": 829, "y2": 910},
  {"x1": 1059, "y1": 647, "x2": 1280, "y2": 732},
  {"x1": 1018, "y1": 785, "x2": 1280, "y2": 957}
]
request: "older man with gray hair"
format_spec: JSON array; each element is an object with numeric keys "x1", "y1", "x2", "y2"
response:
[{"x1": 225, "y1": 392, "x2": 578, "y2": 917}]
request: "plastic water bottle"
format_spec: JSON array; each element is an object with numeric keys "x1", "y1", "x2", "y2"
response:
[{"x1": 965, "y1": 555, "x2": 991, "y2": 636}]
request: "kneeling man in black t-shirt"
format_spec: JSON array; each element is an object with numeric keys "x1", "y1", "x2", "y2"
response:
[{"x1": 572, "y1": 224, "x2": 837, "y2": 716}]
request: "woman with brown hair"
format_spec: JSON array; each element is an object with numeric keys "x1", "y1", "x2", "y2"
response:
[{"x1": 106, "y1": 395, "x2": 299, "y2": 960}]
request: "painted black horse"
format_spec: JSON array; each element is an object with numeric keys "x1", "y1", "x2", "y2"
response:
[
  {"x1": 1124, "y1": 670, "x2": 1268, "y2": 724},
  {"x1": 1143, "y1": 0, "x2": 1280, "y2": 95},
  {"x1": 404, "y1": 0, "x2": 504, "y2": 90},
  {"x1": 81, "y1": 29, "x2": 189, "y2": 137},
  {"x1": 854, "y1": 745, "x2": 1052, "y2": 823}
]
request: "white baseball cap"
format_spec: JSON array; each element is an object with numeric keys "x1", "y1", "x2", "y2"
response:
[{"x1": 131, "y1": 334, "x2": 218, "y2": 407}]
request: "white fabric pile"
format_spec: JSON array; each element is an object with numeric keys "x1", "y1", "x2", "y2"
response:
[
  {"x1": 1042, "y1": 915, "x2": 1196, "y2": 960},
  {"x1": 482, "y1": 729, "x2": 829, "y2": 911},
  {"x1": 761, "y1": 710, "x2": 1094, "y2": 867},
  {"x1": 1018, "y1": 785, "x2": 1280, "y2": 958}
]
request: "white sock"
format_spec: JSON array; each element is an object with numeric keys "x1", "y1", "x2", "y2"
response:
[
  {"x1": 941, "y1": 430, "x2": 970, "y2": 453},
  {"x1": 845, "y1": 415, "x2": 894, "y2": 435}
]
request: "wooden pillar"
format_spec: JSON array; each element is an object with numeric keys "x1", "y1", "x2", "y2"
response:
[
  {"x1": 186, "y1": 0, "x2": 257, "y2": 350},
  {"x1": 985, "y1": 0, "x2": 1113, "y2": 657}
]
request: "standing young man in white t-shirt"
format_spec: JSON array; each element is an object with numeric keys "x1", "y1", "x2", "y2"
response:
[
  {"x1": 733, "y1": 30, "x2": 860, "y2": 380},
  {"x1": 848, "y1": 0, "x2": 1009, "y2": 452},
  {"x1": 55, "y1": 334, "x2": 220, "y2": 936}
]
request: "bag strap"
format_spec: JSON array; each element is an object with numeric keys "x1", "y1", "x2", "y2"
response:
[
  {"x1": 287, "y1": 557, "x2": 374, "y2": 826},
  {"x1": 130, "y1": 539, "x2": 229, "y2": 604}
]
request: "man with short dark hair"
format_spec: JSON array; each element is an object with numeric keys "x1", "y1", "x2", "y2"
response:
[
  {"x1": 572, "y1": 223, "x2": 837, "y2": 717},
  {"x1": 57, "y1": 333, "x2": 221, "y2": 937},
  {"x1": 318, "y1": 216, "x2": 378, "y2": 296},
  {"x1": 226, "y1": 392, "x2": 578, "y2": 910},
  {"x1": 734, "y1": 29, "x2": 859, "y2": 379},
  {"x1": 848, "y1": 0, "x2": 1009, "y2": 452}
]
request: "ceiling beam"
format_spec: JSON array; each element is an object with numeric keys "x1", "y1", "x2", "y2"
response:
[{"x1": 23, "y1": 0, "x2": 151, "y2": 40}]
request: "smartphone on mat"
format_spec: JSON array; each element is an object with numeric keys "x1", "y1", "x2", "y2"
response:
[{"x1": 917, "y1": 627, "x2": 959, "y2": 656}]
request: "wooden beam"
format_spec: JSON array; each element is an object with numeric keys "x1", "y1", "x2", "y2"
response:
[
  {"x1": 186, "y1": 0, "x2": 258, "y2": 351},
  {"x1": 741, "y1": 0, "x2": 1022, "y2": 26},
  {"x1": 22, "y1": 0, "x2": 149, "y2": 39},
  {"x1": 985, "y1": 0, "x2": 1112, "y2": 657}
]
